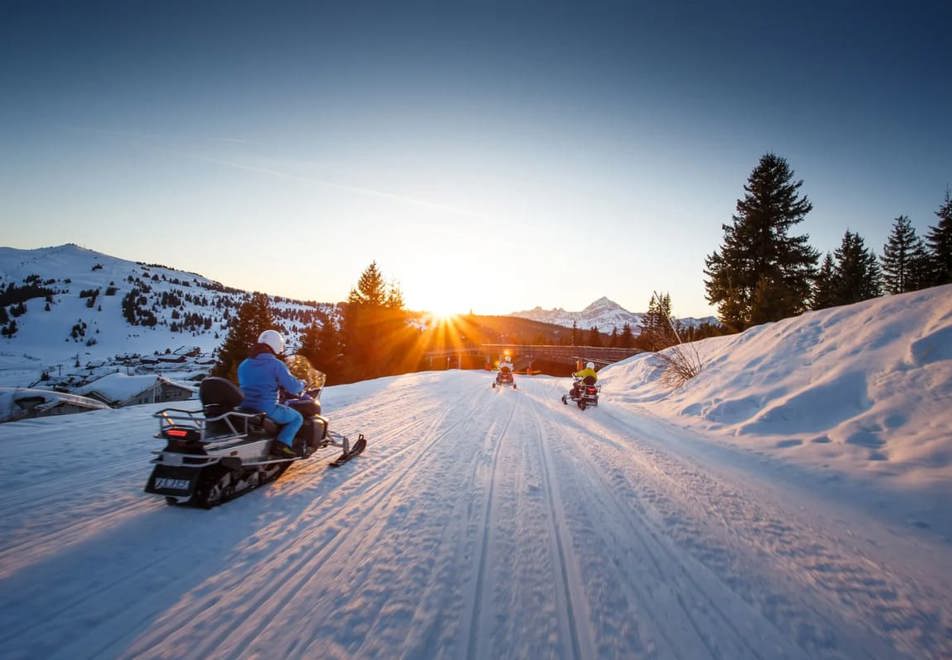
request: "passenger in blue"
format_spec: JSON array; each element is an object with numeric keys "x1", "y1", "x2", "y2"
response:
[{"x1": 237, "y1": 329, "x2": 305, "y2": 458}]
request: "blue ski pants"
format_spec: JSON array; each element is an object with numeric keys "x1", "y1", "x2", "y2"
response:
[{"x1": 268, "y1": 404, "x2": 303, "y2": 446}]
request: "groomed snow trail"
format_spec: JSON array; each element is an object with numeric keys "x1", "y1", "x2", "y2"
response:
[{"x1": 0, "y1": 371, "x2": 949, "y2": 659}]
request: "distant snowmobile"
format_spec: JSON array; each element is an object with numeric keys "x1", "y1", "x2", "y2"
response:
[
  {"x1": 493, "y1": 361, "x2": 517, "y2": 389},
  {"x1": 144, "y1": 355, "x2": 365, "y2": 508},
  {"x1": 562, "y1": 375, "x2": 600, "y2": 410}
]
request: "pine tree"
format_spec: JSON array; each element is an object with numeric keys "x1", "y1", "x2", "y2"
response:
[
  {"x1": 341, "y1": 263, "x2": 410, "y2": 381},
  {"x1": 608, "y1": 327, "x2": 619, "y2": 347},
  {"x1": 811, "y1": 252, "x2": 837, "y2": 310},
  {"x1": 571, "y1": 320, "x2": 581, "y2": 346},
  {"x1": 587, "y1": 325, "x2": 603, "y2": 347},
  {"x1": 619, "y1": 322, "x2": 635, "y2": 348},
  {"x1": 880, "y1": 215, "x2": 921, "y2": 294},
  {"x1": 212, "y1": 292, "x2": 274, "y2": 381},
  {"x1": 907, "y1": 240, "x2": 932, "y2": 291},
  {"x1": 831, "y1": 230, "x2": 881, "y2": 305},
  {"x1": 638, "y1": 292, "x2": 677, "y2": 350},
  {"x1": 385, "y1": 281, "x2": 405, "y2": 309},
  {"x1": 298, "y1": 322, "x2": 322, "y2": 365},
  {"x1": 925, "y1": 190, "x2": 952, "y2": 285},
  {"x1": 704, "y1": 153, "x2": 819, "y2": 329},
  {"x1": 348, "y1": 261, "x2": 387, "y2": 306},
  {"x1": 315, "y1": 311, "x2": 341, "y2": 377}
]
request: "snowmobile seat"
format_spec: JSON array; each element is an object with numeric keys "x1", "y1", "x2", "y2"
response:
[
  {"x1": 582, "y1": 375, "x2": 596, "y2": 386},
  {"x1": 200, "y1": 377, "x2": 248, "y2": 436},
  {"x1": 200, "y1": 377, "x2": 244, "y2": 416}
]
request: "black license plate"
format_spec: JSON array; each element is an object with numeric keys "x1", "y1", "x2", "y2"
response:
[{"x1": 145, "y1": 465, "x2": 200, "y2": 496}]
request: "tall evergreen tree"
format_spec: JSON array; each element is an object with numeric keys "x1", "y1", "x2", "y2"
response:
[
  {"x1": 314, "y1": 311, "x2": 341, "y2": 377},
  {"x1": 704, "y1": 153, "x2": 818, "y2": 329},
  {"x1": 619, "y1": 322, "x2": 635, "y2": 348},
  {"x1": 638, "y1": 292, "x2": 677, "y2": 350},
  {"x1": 907, "y1": 240, "x2": 932, "y2": 292},
  {"x1": 571, "y1": 320, "x2": 581, "y2": 346},
  {"x1": 880, "y1": 215, "x2": 923, "y2": 294},
  {"x1": 587, "y1": 325, "x2": 603, "y2": 347},
  {"x1": 349, "y1": 261, "x2": 387, "y2": 306},
  {"x1": 811, "y1": 252, "x2": 838, "y2": 310},
  {"x1": 925, "y1": 190, "x2": 952, "y2": 285},
  {"x1": 212, "y1": 292, "x2": 274, "y2": 381},
  {"x1": 297, "y1": 321, "x2": 322, "y2": 366},
  {"x1": 608, "y1": 327, "x2": 619, "y2": 347},
  {"x1": 341, "y1": 262, "x2": 410, "y2": 381},
  {"x1": 831, "y1": 230, "x2": 881, "y2": 304}
]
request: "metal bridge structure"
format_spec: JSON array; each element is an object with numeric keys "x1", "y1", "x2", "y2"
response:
[{"x1": 423, "y1": 343, "x2": 642, "y2": 370}]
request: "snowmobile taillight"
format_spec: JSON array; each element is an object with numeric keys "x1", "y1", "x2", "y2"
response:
[
  {"x1": 161, "y1": 426, "x2": 202, "y2": 447},
  {"x1": 586, "y1": 386, "x2": 597, "y2": 394}
]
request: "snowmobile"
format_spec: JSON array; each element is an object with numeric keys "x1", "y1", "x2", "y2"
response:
[
  {"x1": 562, "y1": 375, "x2": 599, "y2": 410},
  {"x1": 144, "y1": 355, "x2": 366, "y2": 508},
  {"x1": 492, "y1": 365, "x2": 517, "y2": 389}
]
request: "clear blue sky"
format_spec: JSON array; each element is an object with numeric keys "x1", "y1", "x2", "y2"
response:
[{"x1": 1, "y1": 0, "x2": 949, "y2": 316}]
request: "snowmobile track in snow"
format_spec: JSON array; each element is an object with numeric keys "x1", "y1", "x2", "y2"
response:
[
  {"x1": 0, "y1": 372, "x2": 949, "y2": 659},
  {"x1": 180, "y1": 388, "x2": 496, "y2": 659},
  {"x1": 464, "y1": 392, "x2": 518, "y2": 660}
]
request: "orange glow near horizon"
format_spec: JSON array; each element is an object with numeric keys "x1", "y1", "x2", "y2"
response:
[{"x1": 427, "y1": 309, "x2": 459, "y2": 323}]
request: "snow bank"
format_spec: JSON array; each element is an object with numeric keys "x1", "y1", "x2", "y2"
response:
[{"x1": 600, "y1": 285, "x2": 952, "y2": 486}]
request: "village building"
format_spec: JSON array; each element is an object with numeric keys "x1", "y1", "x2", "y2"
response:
[
  {"x1": 0, "y1": 388, "x2": 110, "y2": 423},
  {"x1": 76, "y1": 373, "x2": 197, "y2": 408}
]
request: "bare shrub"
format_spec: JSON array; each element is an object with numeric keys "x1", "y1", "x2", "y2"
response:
[{"x1": 649, "y1": 291, "x2": 704, "y2": 388}]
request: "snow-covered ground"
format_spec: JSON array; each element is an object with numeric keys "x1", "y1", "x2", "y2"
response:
[
  {"x1": 601, "y1": 284, "x2": 952, "y2": 523},
  {"x1": 1, "y1": 366, "x2": 949, "y2": 658}
]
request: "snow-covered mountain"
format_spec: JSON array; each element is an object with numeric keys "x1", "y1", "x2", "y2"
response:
[
  {"x1": 511, "y1": 296, "x2": 718, "y2": 333},
  {"x1": 0, "y1": 244, "x2": 334, "y2": 385}
]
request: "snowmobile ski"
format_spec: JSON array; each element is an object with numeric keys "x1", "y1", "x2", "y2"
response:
[{"x1": 329, "y1": 434, "x2": 366, "y2": 467}]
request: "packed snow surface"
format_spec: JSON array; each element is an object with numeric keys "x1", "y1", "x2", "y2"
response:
[{"x1": 1, "y1": 367, "x2": 950, "y2": 658}]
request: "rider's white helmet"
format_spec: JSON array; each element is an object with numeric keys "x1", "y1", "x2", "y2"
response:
[
  {"x1": 258, "y1": 329, "x2": 285, "y2": 355},
  {"x1": 586, "y1": 361, "x2": 595, "y2": 369}
]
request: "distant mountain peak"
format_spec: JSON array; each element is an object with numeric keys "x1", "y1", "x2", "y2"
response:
[
  {"x1": 581, "y1": 296, "x2": 622, "y2": 313},
  {"x1": 510, "y1": 296, "x2": 718, "y2": 334},
  {"x1": 510, "y1": 297, "x2": 639, "y2": 332}
]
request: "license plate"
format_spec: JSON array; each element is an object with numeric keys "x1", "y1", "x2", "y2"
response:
[{"x1": 145, "y1": 466, "x2": 198, "y2": 495}]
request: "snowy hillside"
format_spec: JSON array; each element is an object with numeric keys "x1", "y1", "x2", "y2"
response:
[
  {"x1": 511, "y1": 295, "x2": 717, "y2": 333},
  {"x1": 0, "y1": 244, "x2": 334, "y2": 386},
  {"x1": 0, "y1": 370, "x2": 949, "y2": 658},
  {"x1": 600, "y1": 284, "x2": 952, "y2": 489}
]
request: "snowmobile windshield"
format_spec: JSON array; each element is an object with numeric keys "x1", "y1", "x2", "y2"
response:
[{"x1": 285, "y1": 354, "x2": 327, "y2": 390}]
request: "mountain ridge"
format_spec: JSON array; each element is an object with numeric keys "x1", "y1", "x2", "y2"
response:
[{"x1": 511, "y1": 296, "x2": 717, "y2": 333}]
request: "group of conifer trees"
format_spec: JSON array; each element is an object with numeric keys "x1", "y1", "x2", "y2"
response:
[
  {"x1": 705, "y1": 153, "x2": 952, "y2": 331},
  {"x1": 213, "y1": 262, "x2": 415, "y2": 385},
  {"x1": 569, "y1": 320, "x2": 636, "y2": 348}
]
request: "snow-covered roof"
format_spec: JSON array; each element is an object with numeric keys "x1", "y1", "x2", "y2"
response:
[
  {"x1": 0, "y1": 387, "x2": 109, "y2": 421},
  {"x1": 75, "y1": 373, "x2": 196, "y2": 404}
]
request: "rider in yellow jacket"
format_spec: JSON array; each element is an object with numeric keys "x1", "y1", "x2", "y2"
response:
[
  {"x1": 574, "y1": 362, "x2": 597, "y2": 382},
  {"x1": 572, "y1": 362, "x2": 597, "y2": 398}
]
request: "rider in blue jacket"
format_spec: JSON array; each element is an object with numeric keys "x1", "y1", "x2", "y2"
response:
[{"x1": 237, "y1": 329, "x2": 306, "y2": 457}]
